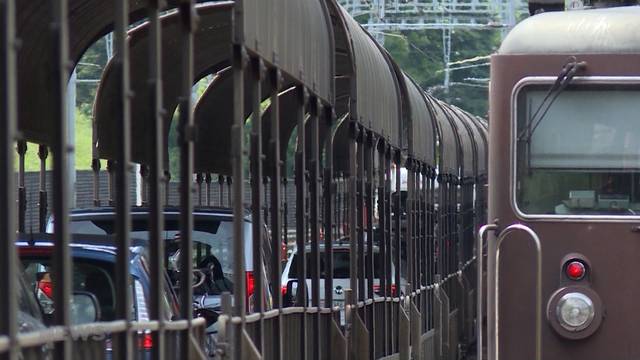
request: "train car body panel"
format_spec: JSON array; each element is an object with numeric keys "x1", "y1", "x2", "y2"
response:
[{"x1": 489, "y1": 6, "x2": 640, "y2": 359}]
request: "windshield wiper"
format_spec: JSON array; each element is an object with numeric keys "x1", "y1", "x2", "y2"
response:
[{"x1": 518, "y1": 57, "x2": 587, "y2": 143}]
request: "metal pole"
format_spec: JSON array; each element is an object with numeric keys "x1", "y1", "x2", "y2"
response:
[
  {"x1": 0, "y1": 0, "x2": 18, "y2": 357},
  {"x1": 113, "y1": 0, "x2": 133, "y2": 357},
  {"x1": 249, "y1": 57, "x2": 264, "y2": 352},
  {"x1": 268, "y1": 68, "x2": 283, "y2": 360},
  {"x1": 146, "y1": 0, "x2": 165, "y2": 358},
  {"x1": 51, "y1": 0, "x2": 72, "y2": 357},
  {"x1": 294, "y1": 85, "x2": 307, "y2": 359},
  {"x1": 231, "y1": 43, "x2": 247, "y2": 360},
  {"x1": 178, "y1": 2, "x2": 196, "y2": 359},
  {"x1": 309, "y1": 98, "x2": 321, "y2": 360}
]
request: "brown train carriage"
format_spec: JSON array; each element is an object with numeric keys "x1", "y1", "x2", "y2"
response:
[{"x1": 485, "y1": 5, "x2": 640, "y2": 360}]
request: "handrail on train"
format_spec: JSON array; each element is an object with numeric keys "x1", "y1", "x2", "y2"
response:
[
  {"x1": 476, "y1": 223, "x2": 497, "y2": 360},
  {"x1": 494, "y1": 224, "x2": 542, "y2": 360}
]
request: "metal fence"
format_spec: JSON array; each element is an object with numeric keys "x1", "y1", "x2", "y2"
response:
[{"x1": 1, "y1": 0, "x2": 488, "y2": 359}]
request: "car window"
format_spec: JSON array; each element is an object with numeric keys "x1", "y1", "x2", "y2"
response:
[
  {"x1": 22, "y1": 258, "x2": 117, "y2": 321},
  {"x1": 69, "y1": 216, "x2": 252, "y2": 278},
  {"x1": 289, "y1": 251, "x2": 383, "y2": 279}
]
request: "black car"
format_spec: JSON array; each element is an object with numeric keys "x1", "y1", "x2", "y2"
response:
[
  {"x1": 17, "y1": 233, "x2": 179, "y2": 358},
  {"x1": 48, "y1": 207, "x2": 275, "y2": 355}
]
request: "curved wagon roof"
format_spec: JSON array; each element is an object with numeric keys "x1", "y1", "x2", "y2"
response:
[
  {"x1": 401, "y1": 73, "x2": 437, "y2": 166},
  {"x1": 94, "y1": 2, "x2": 233, "y2": 164},
  {"x1": 500, "y1": 6, "x2": 640, "y2": 55},
  {"x1": 441, "y1": 102, "x2": 474, "y2": 179},
  {"x1": 427, "y1": 96, "x2": 459, "y2": 176},
  {"x1": 329, "y1": 3, "x2": 403, "y2": 148},
  {"x1": 450, "y1": 106, "x2": 480, "y2": 179},
  {"x1": 242, "y1": 0, "x2": 334, "y2": 104},
  {"x1": 15, "y1": 0, "x2": 148, "y2": 145}
]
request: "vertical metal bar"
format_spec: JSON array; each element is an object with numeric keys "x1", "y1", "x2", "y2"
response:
[
  {"x1": 365, "y1": 134, "x2": 375, "y2": 360},
  {"x1": 249, "y1": 57, "x2": 264, "y2": 352},
  {"x1": 107, "y1": 159, "x2": 115, "y2": 206},
  {"x1": 146, "y1": 0, "x2": 165, "y2": 358},
  {"x1": 196, "y1": 173, "x2": 203, "y2": 206},
  {"x1": 226, "y1": 175, "x2": 233, "y2": 207},
  {"x1": 51, "y1": 0, "x2": 72, "y2": 357},
  {"x1": 112, "y1": 0, "x2": 133, "y2": 358},
  {"x1": 407, "y1": 163, "x2": 414, "y2": 299},
  {"x1": 323, "y1": 108, "x2": 334, "y2": 353},
  {"x1": 218, "y1": 175, "x2": 224, "y2": 206},
  {"x1": 394, "y1": 154, "x2": 401, "y2": 352},
  {"x1": 231, "y1": 42, "x2": 247, "y2": 360},
  {"x1": 38, "y1": 145, "x2": 49, "y2": 232},
  {"x1": 16, "y1": 141, "x2": 26, "y2": 233},
  {"x1": 1, "y1": 0, "x2": 18, "y2": 357},
  {"x1": 385, "y1": 148, "x2": 393, "y2": 353},
  {"x1": 140, "y1": 164, "x2": 149, "y2": 206},
  {"x1": 178, "y1": 2, "x2": 196, "y2": 359},
  {"x1": 357, "y1": 132, "x2": 365, "y2": 304},
  {"x1": 295, "y1": 85, "x2": 308, "y2": 359},
  {"x1": 205, "y1": 173, "x2": 212, "y2": 206},
  {"x1": 91, "y1": 158, "x2": 101, "y2": 206},
  {"x1": 348, "y1": 123, "x2": 358, "y2": 305},
  {"x1": 268, "y1": 68, "x2": 283, "y2": 360},
  {"x1": 377, "y1": 144, "x2": 387, "y2": 356},
  {"x1": 309, "y1": 98, "x2": 321, "y2": 360}
]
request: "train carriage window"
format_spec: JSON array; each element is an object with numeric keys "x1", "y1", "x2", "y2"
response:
[{"x1": 515, "y1": 81, "x2": 640, "y2": 216}]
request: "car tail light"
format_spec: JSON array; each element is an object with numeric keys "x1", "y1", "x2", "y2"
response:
[
  {"x1": 565, "y1": 260, "x2": 586, "y2": 280},
  {"x1": 281, "y1": 285, "x2": 288, "y2": 296},
  {"x1": 373, "y1": 284, "x2": 397, "y2": 297},
  {"x1": 138, "y1": 332, "x2": 153, "y2": 350},
  {"x1": 246, "y1": 271, "x2": 255, "y2": 298},
  {"x1": 38, "y1": 280, "x2": 53, "y2": 299}
]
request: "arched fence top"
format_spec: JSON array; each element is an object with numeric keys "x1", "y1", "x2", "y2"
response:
[
  {"x1": 242, "y1": 0, "x2": 334, "y2": 104},
  {"x1": 426, "y1": 95, "x2": 459, "y2": 177},
  {"x1": 472, "y1": 116, "x2": 489, "y2": 177},
  {"x1": 16, "y1": 0, "x2": 147, "y2": 145},
  {"x1": 94, "y1": 2, "x2": 233, "y2": 165},
  {"x1": 15, "y1": 0, "x2": 214, "y2": 146},
  {"x1": 445, "y1": 104, "x2": 476, "y2": 179},
  {"x1": 455, "y1": 107, "x2": 483, "y2": 179},
  {"x1": 329, "y1": 4, "x2": 402, "y2": 149},
  {"x1": 402, "y1": 73, "x2": 436, "y2": 167}
]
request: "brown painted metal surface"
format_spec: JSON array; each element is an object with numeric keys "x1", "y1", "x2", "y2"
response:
[
  {"x1": 427, "y1": 96, "x2": 460, "y2": 176},
  {"x1": 242, "y1": 0, "x2": 334, "y2": 104},
  {"x1": 489, "y1": 53, "x2": 640, "y2": 360}
]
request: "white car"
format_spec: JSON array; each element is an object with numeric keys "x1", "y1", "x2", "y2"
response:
[{"x1": 280, "y1": 242, "x2": 398, "y2": 323}]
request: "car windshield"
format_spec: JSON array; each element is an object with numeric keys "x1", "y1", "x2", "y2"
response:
[
  {"x1": 289, "y1": 250, "x2": 383, "y2": 279},
  {"x1": 68, "y1": 215, "x2": 252, "y2": 277},
  {"x1": 516, "y1": 83, "x2": 640, "y2": 216}
]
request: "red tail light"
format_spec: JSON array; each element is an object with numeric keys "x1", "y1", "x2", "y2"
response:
[
  {"x1": 373, "y1": 284, "x2": 397, "y2": 297},
  {"x1": 38, "y1": 280, "x2": 53, "y2": 299},
  {"x1": 281, "y1": 285, "x2": 288, "y2": 296},
  {"x1": 138, "y1": 333, "x2": 153, "y2": 350},
  {"x1": 246, "y1": 271, "x2": 255, "y2": 298}
]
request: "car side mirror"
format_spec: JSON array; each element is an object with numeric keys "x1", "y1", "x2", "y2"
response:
[
  {"x1": 284, "y1": 279, "x2": 299, "y2": 306},
  {"x1": 71, "y1": 291, "x2": 101, "y2": 324}
]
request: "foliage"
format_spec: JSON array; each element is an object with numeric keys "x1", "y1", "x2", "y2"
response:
[{"x1": 383, "y1": 28, "x2": 501, "y2": 117}]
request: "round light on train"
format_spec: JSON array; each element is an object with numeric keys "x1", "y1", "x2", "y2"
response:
[
  {"x1": 556, "y1": 292, "x2": 595, "y2": 331},
  {"x1": 565, "y1": 261, "x2": 585, "y2": 280}
]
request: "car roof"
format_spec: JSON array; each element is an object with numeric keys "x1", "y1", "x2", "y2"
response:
[
  {"x1": 17, "y1": 233, "x2": 147, "y2": 258},
  {"x1": 68, "y1": 206, "x2": 250, "y2": 219}
]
